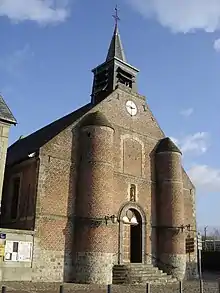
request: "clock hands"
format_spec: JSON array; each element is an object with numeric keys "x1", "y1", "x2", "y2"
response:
[
  {"x1": 127, "y1": 105, "x2": 135, "y2": 110},
  {"x1": 126, "y1": 100, "x2": 137, "y2": 116}
]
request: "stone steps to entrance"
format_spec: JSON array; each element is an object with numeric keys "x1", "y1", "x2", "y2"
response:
[{"x1": 113, "y1": 263, "x2": 178, "y2": 285}]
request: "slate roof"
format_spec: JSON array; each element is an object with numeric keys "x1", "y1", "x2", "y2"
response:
[
  {"x1": 80, "y1": 111, "x2": 113, "y2": 129},
  {"x1": 106, "y1": 24, "x2": 126, "y2": 62},
  {"x1": 156, "y1": 137, "x2": 182, "y2": 154},
  {"x1": 0, "y1": 95, "x2": 16, "y2": 125},
  {"x1": 7, "y1": 103, "x2": 93, "y2": 166}
]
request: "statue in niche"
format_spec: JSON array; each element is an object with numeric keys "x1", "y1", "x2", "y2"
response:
[{"x1": 130, "y1": 184, "x2": 136, "y2": 202}]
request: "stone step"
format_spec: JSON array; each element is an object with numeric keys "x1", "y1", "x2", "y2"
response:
[
  {"x1": 112, "y1": 264, "x2": 177, "y2": 285},
  {"x1": 125, "y1": 267, "x2": 164, "y2": 273},
  {"x1": 113, "y1": 271, "x2": 170, "y2": 278},
  {"x1": 113, "y1": 269, "x2": 163, "y2": 275},
  {"x1": 113, "y1": 275, "x2": 174, "y2": 284},
  {"x1": 113, "y1": 270, "x2": 166, "y2": 277},
  {"x1": 113, "y1": 278, "x2": 177, "y2": 285},
  {"x1": 114, "y1": 272, "x2": 172, "y2": 278},
  {"x1": 133, "y1": 274, "x2": 172, "y2": 280},
  {"x1": 113, "y1": 266, "x2": 162, "y2": 273},
  {"x1": 116, "y1": 263, "x2": 155, "y2": 267},
  {"x1": 131, "y1": 273, "x2": 172, "y2": 278},
  {"x1": 113, "y1": 278, "x2": 173, "y2": 283}
]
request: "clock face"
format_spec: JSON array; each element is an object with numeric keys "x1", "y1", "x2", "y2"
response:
[{"x1": 126, "y1": 100, "x2": 137, "y2": 116}]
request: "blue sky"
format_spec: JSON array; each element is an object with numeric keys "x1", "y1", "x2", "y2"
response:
[{"x1": 0, "y1": 0, "x2": 220, "y2": 231}]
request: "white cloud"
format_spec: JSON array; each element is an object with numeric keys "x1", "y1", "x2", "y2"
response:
[
  {"x1": 180, "y1": 108, "x2": 194, "y2": 117},
  {"x1": 0, "y1": 0, "x2": 70, "y2": 25},
  {"x1": 170, "y1": 132, "x2": 209, "y2": 155},
  {"x1": 127, "y1": 0, "x2": 220, "y2": 33},
  {"x1": 188, "y1": 164, "x2": 220, "y2": 192},
  {"x1": 214, "y1": 38, "x2": 220, "y2": 52},
  {"x1": 0, "y1": 44, "x2": 34, "y2": 78}
]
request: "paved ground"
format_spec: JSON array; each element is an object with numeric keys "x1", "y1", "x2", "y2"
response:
[{"x1": 0, "y1": 271, "x2": 220, "y2": 293}]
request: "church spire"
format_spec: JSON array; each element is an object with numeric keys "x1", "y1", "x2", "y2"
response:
[
  {"x1": 106, "y1": 6, "x2": 126, "y2": 62},
  {"x1": 91, "y1": 6, "x2": 139, "y2": 105}
]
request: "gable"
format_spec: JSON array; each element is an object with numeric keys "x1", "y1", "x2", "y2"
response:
[
  {"x1": 90, "y1": 84, "x2": 165, "y2": 140},
  {"x1": 0, "y1": 96, "x2": 16, "y2": 125}
]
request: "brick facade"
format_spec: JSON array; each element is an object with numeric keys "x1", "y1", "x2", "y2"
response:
[
  {"x1": 1, "y1": 84, "x2": 197, "y2": 284},
  {"x1": 1, "y1": 158, "x2": 38, "y2": 230},
  {"x1": 0, "y1": 21, "x2": 198, "y2": 283}
]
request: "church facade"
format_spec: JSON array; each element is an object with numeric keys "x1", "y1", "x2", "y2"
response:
[{"x1": 0, "y1": 21, "x2": 197, "y2": 284}]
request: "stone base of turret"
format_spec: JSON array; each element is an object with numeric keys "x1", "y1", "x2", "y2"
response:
[
  {"x1": 73, "y1": 252, "x2": 115, "y2": 284},
  {"x1": 185, "y1": 261, "x2": 199, "y2": 280},
  {"x1": 158, "y1": 253, "x2": 186, "y2": 280}
]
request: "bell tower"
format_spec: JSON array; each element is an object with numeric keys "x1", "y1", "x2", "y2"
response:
[{"x1": 91, "y1": 6, "x2": 139, "y2": 105}]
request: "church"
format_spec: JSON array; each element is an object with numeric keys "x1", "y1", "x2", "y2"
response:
[{"x1": 0, "y1": 14, "x2": 198, "y2": 284}]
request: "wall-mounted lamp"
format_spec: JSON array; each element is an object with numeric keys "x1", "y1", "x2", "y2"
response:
[
  {"x1": 104, "y1": 215, "x2": 118, "y2": 224},
  {"x1": 110, "y1": 215, "x2": 118, "y2": 224}
]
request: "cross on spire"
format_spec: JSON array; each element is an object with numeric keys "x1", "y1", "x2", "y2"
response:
[{"x1": 112, "y1": 5, "x2": 120, "y2": 27}]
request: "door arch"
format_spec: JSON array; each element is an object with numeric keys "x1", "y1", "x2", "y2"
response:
[{"x1": 117, "y1": 202, "x2": 146, "y2": 264}]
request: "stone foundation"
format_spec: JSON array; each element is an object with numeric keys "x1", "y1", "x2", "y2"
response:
[
  {"x1": 159, "y1": 253, "x2": 186, "y2": 280},
  {"x1": 185, "y1": 261, "x2": 198, "y2": 280},
  {"x1": 32, "y1": 248, "x2": 73, "y2": 282},
  {"x1": 73, "y1": 252, "x2": 116, "y2": 284}
]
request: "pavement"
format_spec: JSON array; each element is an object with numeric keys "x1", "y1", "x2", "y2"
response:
[{"x1": 0, "y1": 271, "x2": 219, "y2": 293}]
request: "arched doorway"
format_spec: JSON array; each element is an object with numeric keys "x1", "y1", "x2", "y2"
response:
[
  {"x1": 118, "y1": 203, "x2": 146, "y2": 264},
  {"x1": 130, "y1": 209, "x2": 142, "y2": 263}
]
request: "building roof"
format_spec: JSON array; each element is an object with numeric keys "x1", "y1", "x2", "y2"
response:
[
  {"x1": 0, "y1": 95, "x2": 17, "y2": 125},
  {"x1": 7, "y1": 103, "x2": 93, "y2": 166},
  {"x1": 106, "y1": 24, "x2": 126, "y2": 62},
  {"x1": 80, "y1": 111, "x2": 113, "y2": 129},
  {"x1": 156, "y1": 137, "x2": 182, "y2": 154}
]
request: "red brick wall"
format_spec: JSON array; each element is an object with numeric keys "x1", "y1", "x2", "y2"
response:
[
  {"x1": 1, "y1": 158, "x2": 38, "y2": 230},
  {"x1": 34, "y1": 125, "x2": 76, "y2": 251}
]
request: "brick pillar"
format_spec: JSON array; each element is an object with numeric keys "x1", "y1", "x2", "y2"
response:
[
  {"x1": 155, "y1": 138, "x2": 186, "y2": 280},
  {"x1": 74, "y1": 112, "x2": 116, "y2": 284}
]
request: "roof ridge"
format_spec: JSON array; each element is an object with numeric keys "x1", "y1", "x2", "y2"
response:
[
  {"x1": 7, "y1": 103, "x2": 92, "y2": 166},
  {"x1": 0, "y1": 95, "x2": 16, "y2": 124}
]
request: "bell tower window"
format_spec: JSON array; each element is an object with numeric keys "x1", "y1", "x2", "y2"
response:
[{"x1": 116, "y1": 67, "x2": 134, "y2": 89}]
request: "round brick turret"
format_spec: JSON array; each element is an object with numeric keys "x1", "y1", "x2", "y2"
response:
[
  {"x1": 155, "y1": 137, "x2": 186, "y2": 280},
  {"x1": 74, "y1": 111, "x2": 115, "y2": 284}
]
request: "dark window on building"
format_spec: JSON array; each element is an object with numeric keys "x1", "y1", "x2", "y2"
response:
[
  {"x1": 13, "y1": 241, "x2": 18, "y2": 252},
  {"x1": 10, "y1": 177, "x2": 20, "y2": 220}
]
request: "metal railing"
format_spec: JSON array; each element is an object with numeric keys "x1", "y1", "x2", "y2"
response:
[{"x1": 203, "y1": 239, "x2": 220, "y2": 251}]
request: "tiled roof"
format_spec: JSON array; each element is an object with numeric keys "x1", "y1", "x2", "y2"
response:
[
  {"x1": 7, "y1": 103, "x2": 93, "y2": 166},
  {"x1": 156, "y1": 137, "x2": 182, "y2": 154},
  {"x1": 0, "y1": 95, "x2": 16, "y2": 124},
  {"x1": 80, "y1": 111, "x2": 113, "y2": 129},
  {"x1": 106, "y1": 25, "x2": 126, "y2": 62}
]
